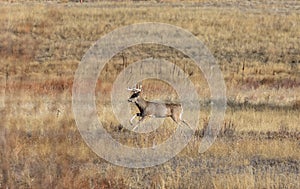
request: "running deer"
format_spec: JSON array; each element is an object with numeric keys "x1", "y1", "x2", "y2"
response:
[{"x1": 127, "y1": 84, "x2": 192, "y2": 131}]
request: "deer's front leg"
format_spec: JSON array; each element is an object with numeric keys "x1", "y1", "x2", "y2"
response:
[
  {"x1": 129, "y1": 114, "x2": 137, "y2": 125},
  {"x1": 132, "y1": 116, "x2": 147, "y2": 131},
  {"x1": 129, "y1": 113, "x2": 142, "y2": 125}
]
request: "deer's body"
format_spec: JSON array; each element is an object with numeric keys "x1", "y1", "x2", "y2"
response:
[
  {"x1": 128, "y1": 85, "x2": 190, "y2": 131},
  {"x1": 132, "y1": 94, "x2": 182, "y2": 119}
]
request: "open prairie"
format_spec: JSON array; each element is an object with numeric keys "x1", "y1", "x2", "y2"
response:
[{"x1": 0, "y1": 0, "x2": 299, "y2": 188}]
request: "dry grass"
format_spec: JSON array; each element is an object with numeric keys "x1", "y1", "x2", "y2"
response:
[{"x1": 0, "y1": 1, "x2": 299, "y2": 188}]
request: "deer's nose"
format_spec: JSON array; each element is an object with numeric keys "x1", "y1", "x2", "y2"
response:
[{"x1": 128, "y1": 99, "x2": 132, "y2": 102}]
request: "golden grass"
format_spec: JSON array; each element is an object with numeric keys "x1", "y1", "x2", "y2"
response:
[{"x1": 0, "y1": 1, "x2": 299, "y2": 188}]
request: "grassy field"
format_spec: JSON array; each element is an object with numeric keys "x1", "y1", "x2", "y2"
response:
[{"x1": 0, "y1": 1, "x2": 299, "y2": 188}]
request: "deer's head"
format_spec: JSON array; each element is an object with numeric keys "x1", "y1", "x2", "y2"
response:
[
  {"x1": 127, "y1": 84, "x2": 142, "y2": 103},
  {"x1": 128, "y1": 91, "x2": 140, "y2": 103}
]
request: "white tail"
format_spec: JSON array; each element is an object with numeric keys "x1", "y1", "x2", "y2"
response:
[{"x1": 127, "y1": 83, "x2": 191, "y2": 131}]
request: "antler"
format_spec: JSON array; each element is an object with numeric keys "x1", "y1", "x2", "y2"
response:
[{"x1": 127, "y1": 83, "x2": 142, "y2": 92}]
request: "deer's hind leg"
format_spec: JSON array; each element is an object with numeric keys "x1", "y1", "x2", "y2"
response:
[
  {"x1": 171, "y1": 109, "x2": 192, "y2": 130},
  {"x1": 171, "y1": 108, "x2": 181, "y2": 123}
]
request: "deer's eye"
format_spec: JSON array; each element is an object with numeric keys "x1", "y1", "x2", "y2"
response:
[{"x1": 130, "y1": 92, "x2": 139, "y2": 98}]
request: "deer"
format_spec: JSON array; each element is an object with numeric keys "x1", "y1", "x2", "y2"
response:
[{"x1": 127, "y1": 84, "x2": 192, "y2": 131}]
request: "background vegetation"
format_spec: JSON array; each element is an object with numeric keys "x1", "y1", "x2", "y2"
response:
[{"x1": 0, "y1": 0, "x2": 299, "y2": 188}]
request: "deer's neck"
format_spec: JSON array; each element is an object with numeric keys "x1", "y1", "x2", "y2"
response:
[{"x1": 136, "y1": 97, "x2": 147, "y2": 112}]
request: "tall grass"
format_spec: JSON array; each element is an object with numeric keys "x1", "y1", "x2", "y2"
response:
[{"x1": 0, "y1": 1, "x2": 299, "y2": 188}]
